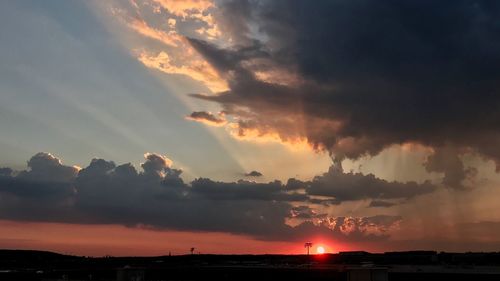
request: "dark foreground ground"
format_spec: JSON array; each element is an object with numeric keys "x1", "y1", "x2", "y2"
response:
[{"x1": 2, "y1": 250, "x2": 500, "y2": 281}]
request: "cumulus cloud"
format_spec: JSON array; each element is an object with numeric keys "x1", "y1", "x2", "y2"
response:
[
  {"x1": 19, "y1": 152, "x2": 79, "y2": 182},
  {"x1": 303, "y1": 162, "x2": 436, "y2": 202},
  {"x1": 0, "y1": 152, "x2": 425, "y2": 242},
  {"x1": 244, "y1": 170, "x2": 262, "y2": 177},
  {"x1": 278, "y1": 162, "x2": 435, "y2": 206},
  {"x1": 190, "y1": 178, "x2": 305, "y2": 202},
  {"x1": 178, "y1": 0, "x2": 500, "y2": 189},
  {"x1": 141, "y1": 152, "x2": 175, "y2": 176}
]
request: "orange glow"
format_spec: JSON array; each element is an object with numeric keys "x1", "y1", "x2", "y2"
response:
[
  {"x1": 316, "y1": 246, "x2": 325, "y2": 254},
  {"x1": 152, "y1": 0, "x2": 214, "y2": 18},
  {"x1": 227, "y1": 123, "x2": 312, "y2": 151},
  {"x1": 185, "y1": 113, "x2": 227, "y2": 127},
  {"x1": 0, "y1": 220, "x2": 386, "y2": 256},
  {"x1": 138, "y1": 50, "x2": 228, "y2": 92},
  {"x1": 128, "y1": 18, "x2": 180, "y2": 47},
  {"x1": 0, "y1": 220, "x2": 305, "y2": 256}
]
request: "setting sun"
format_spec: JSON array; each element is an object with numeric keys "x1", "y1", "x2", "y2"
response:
[{"x1": 316, "y1": 246, "x2": 325, "y2": 254}]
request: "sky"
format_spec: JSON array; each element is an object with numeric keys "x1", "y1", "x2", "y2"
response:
[{"x1": 1, "y1": 0, "x2": 500, "y2": 256}]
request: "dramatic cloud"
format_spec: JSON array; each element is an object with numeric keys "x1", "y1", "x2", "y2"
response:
[
  {"x1": 0, "y1": 152, "x2": 425, "y2": 242},
  {"x1": 305, "y1": 162, "x2": 436, "y2": 202},
  {"x1": 107, "y1": 0, "x2": 228, "y2": 92},
  {"x1": 138, "y1": 50, "x2": 228, "y2": 92},
  {"x1": 106, "y1": 0, "x2": 500, "y2": 189},
  {"x1": 279, "y1": 161, "x2": 435, "y2": 205},
  {"x1": 291, "y1": 215, "x2": 402, "y2": 242},
  {"x1": 423, "y1": 146, "x2": 478, "y2": 189},
  {"x1": 177, "y1": 0, "x2": 500, "y2": 189},
  {"x1": 127, "y1": 17, "x2": 181, "y2": 47}
]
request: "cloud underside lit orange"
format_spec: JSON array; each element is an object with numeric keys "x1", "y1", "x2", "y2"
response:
[{"x1": 138, "y1": 51, "x2": 228, "y2": 93}]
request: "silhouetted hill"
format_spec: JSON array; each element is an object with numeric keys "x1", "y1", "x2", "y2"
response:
[
  {"x1": 2, "y1": 249, "x2": 500, "y2": 266},
  {"x1": 0, "y1": 249, "x2": 75, "y2": 260}
]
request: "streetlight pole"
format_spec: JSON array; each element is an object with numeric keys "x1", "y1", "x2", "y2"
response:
[{"x1": 304, "y1": 242, "x2": 313, "y2": 256}]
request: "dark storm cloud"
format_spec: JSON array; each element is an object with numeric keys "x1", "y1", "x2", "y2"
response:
[
  {"x1": 0, "y1": 153, "x2": 293, "y2": 238},
  {"x1": 0, "y1": 153, "x2": 77, "y2": 222},
  {"x1": 423, "y1": 145, "x2": 478, "y2": 189},
  {"x1": 214, "y1": 0, "x2": 254, "y2": 45},
  {"x1": 245, "y1": 170, "x2": 263, "y2": 177},
  {"x1": 280, "y1": 162, "x2": 435, "y2": 204},
  {"x1": 306, "y1": 163, "x2": 436, "y2": 201},
  {"x1": 18, "y1": 152, "x2": 79, "y2": 182},
  {"x1": 0, "y1": 152, "x2": 420, "y2": 242},
  {"x1": 190, "y1": 178, "x2": 306, "y2": 201},
  {"x1": 188, "y1": 0, "x2": 500, "y2": 189},
  {"x1": 0, "y1": 168, "x2": 13, "y2": 177},
  {"x1": 0, "y1": 176, "x2": 74, "y2": 199},
  {"x1": 0, "y1": 153, "x2": 76, "y2": 199}
]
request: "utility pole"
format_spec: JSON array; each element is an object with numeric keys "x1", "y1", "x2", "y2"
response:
[{"x1": 304, "y1": 242, "x2": 313, "y2": 255}]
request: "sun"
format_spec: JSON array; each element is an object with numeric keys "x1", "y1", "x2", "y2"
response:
[{"x1": 316, "y1": 246, "x2": 325, "y2": 254}]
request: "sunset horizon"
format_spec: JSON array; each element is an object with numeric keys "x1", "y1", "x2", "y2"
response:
[{"x1": 2, "y1": 0, "x2": 500, "y2": 266}]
